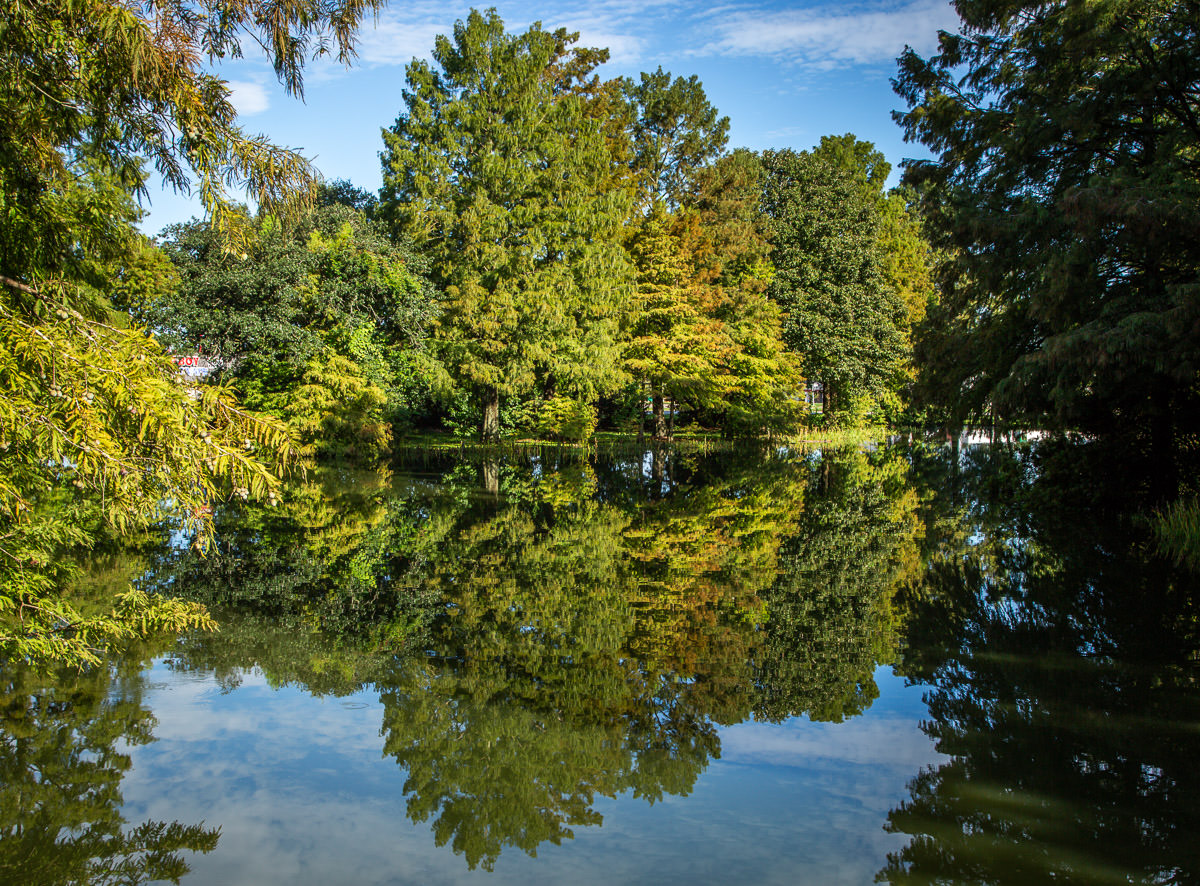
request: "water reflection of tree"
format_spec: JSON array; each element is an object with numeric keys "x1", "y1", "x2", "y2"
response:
[
  {"x1": 880, "y1": 444, "x2": 1200, "y2": 884},
  {"x1": 143, "y1": 468, "x2": 446, "y2": 694},
  {"x1": 0, "y1": 662, "x2": 218, "y2": 884},
  {"x1": 129, "y1": 448, "x2": 920, "y2": 871},
  {"x1": 623, "y1": 452, "x2": 809, "y2": 726},
  {"x1": 378, "y1": 467, "x2": 720, "y2": 871},
  {"x1": 753, "y1": 448, "x2": 919, "y2": 723}
]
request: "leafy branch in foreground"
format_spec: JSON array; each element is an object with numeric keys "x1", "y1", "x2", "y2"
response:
[
  {"x1": 0, "y1": 274, "x2": 297, "y2": 667},
  {"x1": 1, "y1": 0, "x2": 379, "y2": 667}
]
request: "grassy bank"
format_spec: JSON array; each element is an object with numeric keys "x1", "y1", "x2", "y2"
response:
[{"x1": 390, "y1": 426, "x2": 892, "y2": 456}]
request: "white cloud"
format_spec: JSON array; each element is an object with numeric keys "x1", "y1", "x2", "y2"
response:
[
  {"x1": 554, "y1": 19, "x2": 646, "y2": 67},
  {"x1": 357, "y1": 17, "x2": 449, "y2": 68},
  {"x1": 698, "y1": 0, "x2": 962, "y2": 68},
  {"x1": 226, "y1": 79, "x2": 270, "y2": 115},
  {"x1": 316, "y1": 0, "x2": 687, "y2": 76},
  {"x1": 720, "y1": 714, "x2": 946, "y2": 770}
]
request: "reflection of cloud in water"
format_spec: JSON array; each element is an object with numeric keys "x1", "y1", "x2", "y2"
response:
[
  {"x1": 721, "y1": 715, "x2": 946, "y2": 770},
  {"x1": 113, "y1": 662, "x2": 944, "y2": 886}
]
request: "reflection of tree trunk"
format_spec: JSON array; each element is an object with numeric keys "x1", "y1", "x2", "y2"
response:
[
  {"x1": 480, "y1": 386, "x2": 500, "y2": 443},
  {"x1": 637, "y1": 377, "x2": 646, "y2": 445},
  {"x1": 651, "y1": 445, "x2": 664, "y2": 491},
  {"x1": 480, "y1": 459, "x2": 499, "y2": 496},
  {"x1": 652, "y1": 391, "x2": 667, "y2": 439}
]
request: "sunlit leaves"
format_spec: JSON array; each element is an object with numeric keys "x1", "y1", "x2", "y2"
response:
[
  {"x1": 379, "y1": 10, "x2": 634, "y2": 438},
  {"x1": 1, "y1": 0, "x2": 379, "y2": 667}
]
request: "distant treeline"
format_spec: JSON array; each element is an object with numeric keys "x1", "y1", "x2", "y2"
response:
[{"x1": 133, "y1": 10, "x2": 935, "y2": 455}]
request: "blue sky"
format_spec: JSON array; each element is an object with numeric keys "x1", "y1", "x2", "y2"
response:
[{"x1": 140, "y1": 0, "x2": 964, "y2": 234}]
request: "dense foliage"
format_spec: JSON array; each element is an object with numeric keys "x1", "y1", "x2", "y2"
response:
[
  {"x1": 0, "y1": 0, "x2": 378, "y2": 667},
  {"x1": 896, "y1": 0, "x2": 1200, "y2": 473},
  {"x1": 762, "y1": 148, "x2": 909, "y2": 422},
  {"x1": 150, "y1": 195, "x2": 435, "y2": 459},
  {"x1": 379, "y1": 11, "x2": 635, "y2": 440}
]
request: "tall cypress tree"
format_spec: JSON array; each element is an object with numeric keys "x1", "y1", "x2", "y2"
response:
[
  {"x1": 378, "y1": 10, "x2": 633, "y2": 441},
  {"x1": 895, "y1": 0, "x2": 1200, "y2": 471}
]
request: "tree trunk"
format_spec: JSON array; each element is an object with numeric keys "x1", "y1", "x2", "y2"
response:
[
  {"x1": 480, "y1": 458, "x2": 499, "y2": 496},
  {"x1": 652, "y1": 391, "x2": 667, "y2": 439},
  {"x1": 480, "y1": 386, "x2": 500, "y2": 443},
  {"x1": 667, "y1": 397, "x2": 675, "y2": 439}
]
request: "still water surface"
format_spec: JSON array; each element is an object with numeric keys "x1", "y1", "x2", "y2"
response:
[{"x1": 4, "y1": 443, "x2": 1198, "y2": 884}]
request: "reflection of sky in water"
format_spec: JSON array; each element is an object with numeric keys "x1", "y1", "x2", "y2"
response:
[{"x1": 117, "y1": 661, "x2": 943, "y2": 885}]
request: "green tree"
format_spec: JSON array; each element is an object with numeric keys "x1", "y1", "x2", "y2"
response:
[
  {"x1": 379, "y1": 10, "x2": 634, "y2": 441},
  {"x1": 616, "y1": 67, "x2": 738, "y2": 436},
  {"x1": 810, "y1": 135, "x2": 935, "y2": 332},
  {"x1": 150, "y1": 198, "x2": 435, "y2": 459},
  {"x1": 623, "y1": 206, "x2": 728, "y2": 438},
  {"x1": 0, "y1": 177, "x2": 292, "y2": 667},
  {"x1": 620, "y1": 138, "x2": 801, "y2": 439},
  {"x1": 895, "y1": 0, "x2": 1200, "y2": 471},
  {"x1": 154, "y1": 200, "x2": 431, "y2": 370},
  {"x1": 808, "y1": 134, "x2": 938, "y2": 418},
  {"x1": 622, "y1": 67, "x2": 730, "y2": 210},
  {"x1": 762, "y1": 148, "x2": 907, "y2": 422},
  {"x1": 680, "y1": 150, "x2": 803, "y2": 434},
  {"x1": 687, "y1": 149, "x2": 774, "y2": 293},
  {"x1": 0, "y1": 0, "x2": 380, "y2": 666}
]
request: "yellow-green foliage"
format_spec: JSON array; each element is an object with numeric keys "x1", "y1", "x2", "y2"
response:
[
  {"x1": 2, "y1": 0, "x2": 380, "y2": 669},
  {"x1": 533, "y1": 396, "x2": 598, "y2": 444},
  {"x1": 0, "y1": 280, "x2": 296, "y2": 668},
  {"x1": 1154, "y1": 497, "x2": 1200, "y2": 571},
  {"x1": 285, "y1": 351, "x2": 392, "y2": 461}
]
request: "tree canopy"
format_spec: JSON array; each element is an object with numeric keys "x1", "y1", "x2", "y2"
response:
[
  {"x1": 895, "y1": 0, "x2": 1200, "y2": 467},
  {"x1": 622, "y1": 67, "x2": 730, "y2": 210},
  {"x1": 379, "y1": 10, "x2": 634, "y2": 441},
  {"x1": 1, "y1": 0, "x2": 379, "y2": 666},
  {"x1": 151, "y1": 196, "x2": 435, "y2": 459},
  {"x1": 762, "y1": 148, "x2": 908, "y2": 422}
]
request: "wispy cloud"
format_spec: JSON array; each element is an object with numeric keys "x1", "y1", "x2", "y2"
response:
[
  {"x1": 226, "y1": 79, "x2": 271, "y2": 115},
  {"x1": 697, "y1": 0, "x2": 961, "y2": 68},
  {"x1": 356, "y1": 16, "x2": 449, "y2": 68},
  {"x1": 316, "y1": 0, "x2": 686, "y2": 75}
]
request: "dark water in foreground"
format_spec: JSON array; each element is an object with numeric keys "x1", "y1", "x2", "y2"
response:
[{"x1": 4, "y1": 443, "x2": 1200, "y2": 885}]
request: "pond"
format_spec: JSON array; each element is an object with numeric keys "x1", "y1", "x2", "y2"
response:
[{"x1": 3, "y1": 442, "x2": 1199, "y2": 884}]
